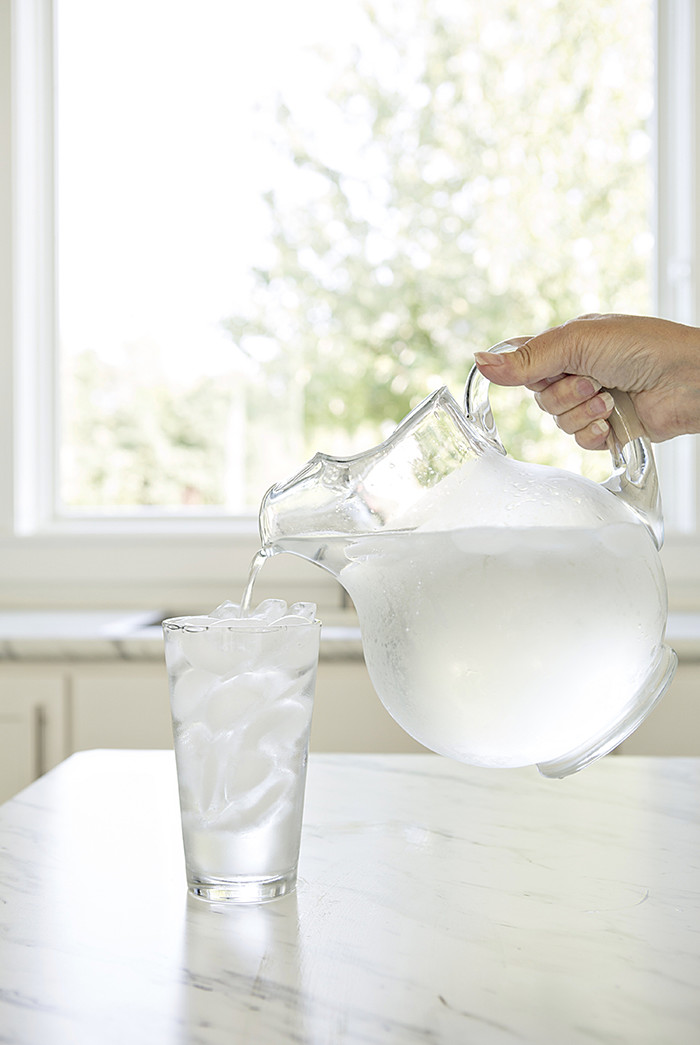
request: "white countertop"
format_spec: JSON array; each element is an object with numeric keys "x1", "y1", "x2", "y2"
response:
[
  {"x1": 0, "y1": 610, "x2": 364, "y2": 660},
  {"x1": 0, "y1": 750, "x2": 698, "y2": 1043},
  {"x1": 0, "y1": 609, "x2": 698, "y2": 661}
]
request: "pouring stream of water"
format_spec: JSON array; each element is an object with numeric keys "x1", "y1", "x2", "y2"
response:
[{"x1": 240, "y1": 549, "x2": 269, "y2": 616}]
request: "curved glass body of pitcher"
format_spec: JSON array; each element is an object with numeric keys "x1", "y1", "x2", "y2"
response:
[{"x1": 258, "y1": 372, "x2": 676, "y2": 777}]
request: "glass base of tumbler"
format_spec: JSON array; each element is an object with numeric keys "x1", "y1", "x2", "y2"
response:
[{"x1": 188, "y1": 869, "x2": 297, "y2": 904}]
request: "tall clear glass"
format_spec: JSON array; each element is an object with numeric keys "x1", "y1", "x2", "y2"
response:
[{"x1": 163, "y1": 615, "x2": 321, "y2": 903}]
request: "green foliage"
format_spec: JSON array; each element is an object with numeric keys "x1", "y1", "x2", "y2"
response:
[
  {"x1": 61, "y1": 344, "x2": 234, "y2": 507},
  {"x1": 62, "y1": 0, "x2": 651, "y2": 507},
  {"x1": 225, "y1": 0, "x2": 651, "y2": 475}
]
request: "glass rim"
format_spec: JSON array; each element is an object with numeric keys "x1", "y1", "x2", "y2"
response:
[{"x1": 162, "y1": 615, "x2": 321, "y2": 634}]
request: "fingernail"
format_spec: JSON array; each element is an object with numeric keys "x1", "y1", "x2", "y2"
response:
[
  {"x1": 591, "y1": 391, "x2": 615, "y2": 416},
  {"x1": 591, "y1": 420, "x2": 609, "y2": 437},
  {"x1": 474, "y1": 352, "x2": 505, "y2": 366},
  {"x1": 576, "y1": 378, "x2": 602, "y2": 397}
]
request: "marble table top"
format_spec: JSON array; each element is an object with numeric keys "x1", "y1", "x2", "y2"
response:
[{"x1": 0, "y1": 750, "x2": 698, "y2": 1044}]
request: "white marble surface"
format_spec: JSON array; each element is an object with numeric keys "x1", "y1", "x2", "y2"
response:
[
  {"x1": 0, "y1": 610, "x2": 158, "y2": 660},
  {"x1": 0, "y1": 751, "x2": 698, "y2": 1044},
  {"x1": 0, "y1": 609, "x2": 363, "y2": 660},
  {"x1": 0, "y1": 608, "x2": 698, "y2": 661}
]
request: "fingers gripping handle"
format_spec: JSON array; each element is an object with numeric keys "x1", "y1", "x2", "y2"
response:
[
  {"x1": 603, "y1": 388, "x2": 664, "y2": 548},
  {"x1": 465, "y1": 341, "x2": 665, "y2": 548}
]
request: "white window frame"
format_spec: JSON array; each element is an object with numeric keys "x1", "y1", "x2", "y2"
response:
[
  {"x1": 653, "y1": 0, "x2": 700, "y2": 601},
  {"x1": 0, "y1": 0, "x2": 339, "y2": 610},
  {"x1": 0, "y1": 0, "x2": 698, "y2": 609}
]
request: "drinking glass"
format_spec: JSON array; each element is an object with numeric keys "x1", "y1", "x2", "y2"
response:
[{"x1": 163, "y1": 614, "x2": 321, "y2": 903}]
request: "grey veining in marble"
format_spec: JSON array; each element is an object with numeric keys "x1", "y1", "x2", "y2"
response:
[{"x1": 0, "y1": 750, "x2": 698, "y2": 1044}]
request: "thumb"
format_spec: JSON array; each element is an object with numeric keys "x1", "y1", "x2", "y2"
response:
[{"x1": 474, "y1": 334, "x2": 572, "y2": 389}]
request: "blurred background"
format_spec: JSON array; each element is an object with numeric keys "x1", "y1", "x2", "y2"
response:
[{"x1": 57, "y1": 0, "x2": 653, "y2": 513}]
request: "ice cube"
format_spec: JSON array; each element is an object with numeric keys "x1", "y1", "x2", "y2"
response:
[
  {"x1": 199, "y1": 734, "x2": 233, "y2": 820},
  {"x1": 264, "y1": 623, "x2": 321, "y2": 674},
  {"x1": 210, "y1": 600, "x2": 243, "y2": 619},
  {"x1": 173, "y1": 600, "x2": 318, "y2": 677},
  {"x1": 223, "y1": 750, "x2": 275, "y2": 805},
  {"x1": 217, "y1": 769, "x2": 296, "y2": 833},
  {"x1": 180, "y1": 625, "x2": 243, "y2": 675},
  {"x1": 274, "y1": 697, "x2": 314, "y2": 747},
  {"x1": 164, "y1": 633, "x2": 187, "y2": 676},
  {"x1": 167, "y1": 615, "x2": 219, "y2": 627},
  {"x1": 209, "y1": 618, "x2": 263, "y2": 630},
  {"x1": 170, "y1": 667, "x2": 215, "y2": 723},
  {"x1": 272, "y1": 614, "x2": 315, "y2": 627},
  {"x1": 244, "y1": 695, "x2": 313, "y2": 754},
  {"x1": 288, "y1": 602, "x2": 317, "y2": 621},
  {"x1": 251, "y1": 598, "x2": 288, "y2": 623},
  {"x1": 174, "y1": 721, "x2": 212, "y2": 800},
  {"x1": 203, "y1": 670, "x2": 287, "y2": 733},
  {"x1": 245, "y1": 771, "x2": 296, "y2": 827}
]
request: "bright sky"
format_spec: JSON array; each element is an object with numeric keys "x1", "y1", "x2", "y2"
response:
[{"x1": 56, "y1": 0, "x2": 369, "y2": 379}]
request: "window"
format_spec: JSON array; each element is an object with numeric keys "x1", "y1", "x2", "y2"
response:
[
  {"x1": 56, "y1": 0, "x2": 654, "y2": 508},
  {"x1": 2, "y1": 0, "x2": 699, "y2": 604}
]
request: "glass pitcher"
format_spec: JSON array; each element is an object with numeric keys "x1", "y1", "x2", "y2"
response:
[{"x1": 259, "y1": 342, "x2": 677, "y2": 776}]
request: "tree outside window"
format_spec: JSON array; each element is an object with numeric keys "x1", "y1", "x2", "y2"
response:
[{"x1": 59, "y1": 0, "x2": 652, "y2": 512}]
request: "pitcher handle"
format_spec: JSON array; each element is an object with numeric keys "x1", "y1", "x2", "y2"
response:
[{"x1": 464, "y1": 339, "x2": 664, "y2": 548}]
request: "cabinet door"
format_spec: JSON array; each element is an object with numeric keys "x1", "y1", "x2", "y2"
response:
[
  {"x1": 0, "y1": 695, "x2": 36, "y2": 804},
  {"x1": 70, "y1": 663, "x2": 174, "y2": 752},
  {"x1": 0, "y1": 673, "x2": 67, "y2": 803},
  {"x1": 311, "y1": 660, "x2": 429, "y2": 753},
  {"x1": 618, "y1": 663, "x2": 700, "y2": 756}
]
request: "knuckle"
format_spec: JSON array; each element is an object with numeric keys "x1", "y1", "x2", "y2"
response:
[
  {"x1": 515, "y1": 343, "x2": 535, "y2": 373},
  {"x1": 554, "y1": 412, "x2": 575, "y2": 434},
  {"x1": 535, "y1": 378, "x2": 568, "y2": 413}
]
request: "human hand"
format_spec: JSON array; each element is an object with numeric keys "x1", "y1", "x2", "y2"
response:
[{"x1": 474, "y1": 314, "x2": 700, "y2": 447}]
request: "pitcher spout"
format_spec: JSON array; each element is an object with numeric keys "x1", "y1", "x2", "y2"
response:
[
  {"x1": 259, "y1": 385, "x2": 483, "y2": 572},
  {"x1": 258, "y1": 452, "x2": 368, "y2": 576}
]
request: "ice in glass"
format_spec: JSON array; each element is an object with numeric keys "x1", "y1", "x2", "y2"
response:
[{"x1": 163, "y1": 599, "x2": 320, "y2": 903}]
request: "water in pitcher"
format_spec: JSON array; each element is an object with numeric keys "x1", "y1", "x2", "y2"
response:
[{"x1": 270, "y1": 519, "x2": 668, "y2": 768}]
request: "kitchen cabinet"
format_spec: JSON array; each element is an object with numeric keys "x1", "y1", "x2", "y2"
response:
[
  {"x1": 68, "y1": 660, "x2": 427, "y2": 755},
  {"x1": 60, "y1": 657, "x2": 700, "y2": 757},
  {"x1": 0, "y1": 657, "x2": 424, "y2": 804},
  {"x1": 312, "y1": 660, "x2": 427, "y2": 753},
  {"x1": 1, "y1": 654, "x2": 699, "y2": 804},
  {"x1": 70, "y1": 663, "x2": 174, "y2": 751},
  {"x1": 0, "y1": 668, "x2": 68, "y2": 804},
  {"x1": 616, "y1": 661, "x2": 700, "y2": 756}
]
